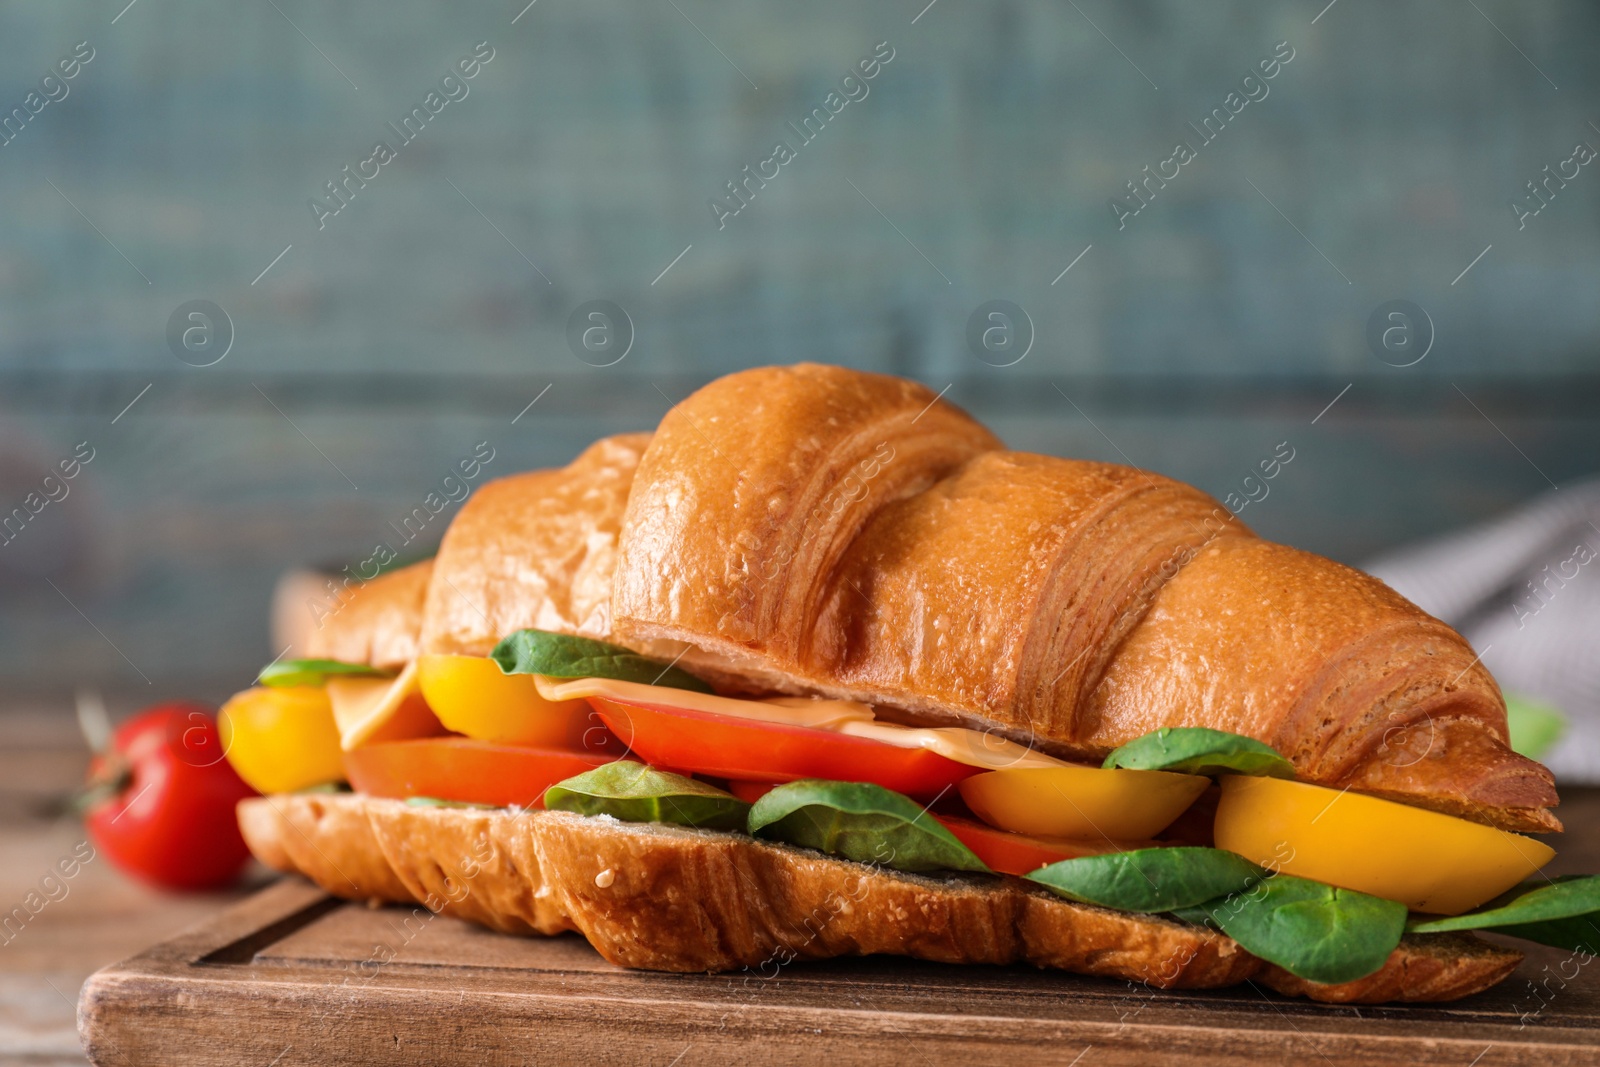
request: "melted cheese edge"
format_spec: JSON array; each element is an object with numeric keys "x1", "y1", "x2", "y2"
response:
[
  {"x1": 327, "y1": 660, "x2": 434, "y2": 751},
  {"x1": 535, "y1": 675, "x2": 1068, "y2": 771}
]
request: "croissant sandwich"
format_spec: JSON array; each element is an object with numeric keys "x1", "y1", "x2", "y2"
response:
[{"x1": 223, "y1": 364, "x2": 1599, "y2": 1005}]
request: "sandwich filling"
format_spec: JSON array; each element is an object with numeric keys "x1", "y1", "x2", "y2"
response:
[{"x1": 220, "y1": 629, "x2": 1598, "y2": 988}]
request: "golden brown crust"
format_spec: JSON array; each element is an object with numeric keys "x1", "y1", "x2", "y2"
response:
[
  {"x1": 532, "y1": 808, "x2": 1035, "y2": 973},
  {"x1": 240, "y1": 796, "x2": 1522, "y2": 1004},
  {"x1": 810, "y1": 452, "x2": 1239, "y2": 751},
  {"x1": 302, "y1": 559, "x2": 434, "y2": 671},
  {"x1": 601, "y1": 365, "x2": 1555, "y2": 829},
  {"x1": 1086, "y1": 537, "x2": 1558, "y2": 832},
  {"x1": 418, "y1": 433, "x2": 653, "y2": 657},
  {"x1": 612, "y1": 364, "x2": 1002, "y2": 693},
  {"x1": 237, "y1": 796, "x2": 297, "y2": 874},
  {"x1": 1014, "y1": 889, "x2": 1260, "y2": 988},
  {"x1": 1258, "y1": 932, "x2": 1522, "y2": 1004},
  {"x1": 295, "y1": 365, "x2": 1553, "y2": 831},
  {"x1": 237, "y1": 794, "x2": 411, "y2": 904},
  {"x1": 364, "y1": 800, "x2": 572, "y2": 936}
]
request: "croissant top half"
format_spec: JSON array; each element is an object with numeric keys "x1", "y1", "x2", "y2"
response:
[{"x1": 306, "y1": 364, "x2": 1559, "y2": 833}]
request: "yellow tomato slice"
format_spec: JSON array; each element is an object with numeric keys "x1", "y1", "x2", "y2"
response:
[
  {"x1": 326, "y1": 661, "x2": 442, "y2": 751},
  {"x1": 416, "y1": 654, "x2": 592, "y2": 748},
  {"x1": 958, "y1": 765, "x2": 1209, "y2": 840},
  {"x1": 219, "y1": 686, "x2": 344, "y2": 794},
  {"x1": 1214, "y1": 775, "x2": 1556, "y2": 915}
]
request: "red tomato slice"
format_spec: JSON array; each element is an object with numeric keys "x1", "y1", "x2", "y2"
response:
[
  {"x1": 343, "y1": 737, "x2": 614, "y2": 808},
  {"x1": 589, "y1": 696, "x2": 979, "y2": 799},
  {"x1": 933, "y1": 814, "x2": 1149, "y2": 877},
  {"x1": 726, "y1": 780, "x2": 779, "y2": 804}
]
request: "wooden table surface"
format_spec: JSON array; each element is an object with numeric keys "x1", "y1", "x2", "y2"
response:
[{"x1": 7, "y1": 701, "x2": 1600, "y2": 1065}]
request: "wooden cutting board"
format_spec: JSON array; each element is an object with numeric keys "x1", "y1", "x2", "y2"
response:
[{"x1": 77, "y1": 876, "x2": 1600, "y2": 1066}]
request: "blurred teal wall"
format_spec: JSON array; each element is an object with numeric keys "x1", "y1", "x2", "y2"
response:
[{"x1": 0, "y1": 1, "x2": 1597, "y2": 697}]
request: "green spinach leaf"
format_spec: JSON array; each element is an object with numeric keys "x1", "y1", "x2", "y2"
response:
[
  {"x1": 258, "y1": 658, "x2": 392, "y2": 688},
  {"x1": 1101, "y1": 727, "x2": 1296, "y2": 779},
  {"x1": 747, "y1": 780, "x2": 988, "y2": 874},
  {"x1": 1480, "y1": 914, "x2": 1600, "y2": 954},
  {"x1": 1168, "y1": 904, "x2": 1215, "y2": 927},
  {"x1": 1027, "y1": 848, "x2": 1265, "y2": 913},
  {"x1": 1409, "y1": 876, "x2": 1600, "y2": 953},
  {"x1": 1195, "y1": 874, "x2": 1406, "y2": 984},
  {"x1": 491, "y1": 629, "x2": 713, "y2": 693},
  {"x1": 544, "y1": 761, "x2": 750, "y2": 830},
  {"x1": 1505, "y1": 694, "x2": 1567, "y2": 761}
]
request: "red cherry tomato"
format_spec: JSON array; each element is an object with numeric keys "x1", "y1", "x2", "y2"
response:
[
  {"x1": 84, "y1": 703, "x2": 259, "y2": 891},
  {"x1": 589, "y1": 696, "x2": 979, "y2": 799},
  {"x1": 933, "y1": 814, "x2": 1149, "y2": 877},
  {"x1": 343, "y1": 737, "x2": 616, "y2": 808}
]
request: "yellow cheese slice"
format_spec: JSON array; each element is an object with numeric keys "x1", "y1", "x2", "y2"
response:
[
  {"x1": 838, "y1": 720, "x2": 1066, "y2": 771},
  {"x1": 533, "y1": 676, "x2": 877, "y2": 729},
  {"x1": 534, "y1": 674, "x2": 1068, "y2": 771},
  {"x1": 327, "y1": 660, "x2": 441, "y2": 751}
]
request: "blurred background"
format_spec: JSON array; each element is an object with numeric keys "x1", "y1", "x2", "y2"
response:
[{"x1": 1, "y1": 0, "x2": 1596, "y2": 709}]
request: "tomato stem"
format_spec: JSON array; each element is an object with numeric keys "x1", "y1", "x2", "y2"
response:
[{"x1": 73, "y1": 755, "x2": 133, "y2": 816}]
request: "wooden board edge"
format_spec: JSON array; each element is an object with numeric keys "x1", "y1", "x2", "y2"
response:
[
  {"x1": 72, "y1": 879, "x2": 1600, "y2": 1066},
  {"x1": 111, "y1": 878, "x2": 334, "y2": 967},
  {"x1": 76, "y1": 960, "x2": 1600, "y2": 1067}
]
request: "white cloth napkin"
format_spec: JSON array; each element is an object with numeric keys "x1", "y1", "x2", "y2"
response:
[{"x1": 1364, "y1": 480, "x2": 1600, "y2": 783}]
